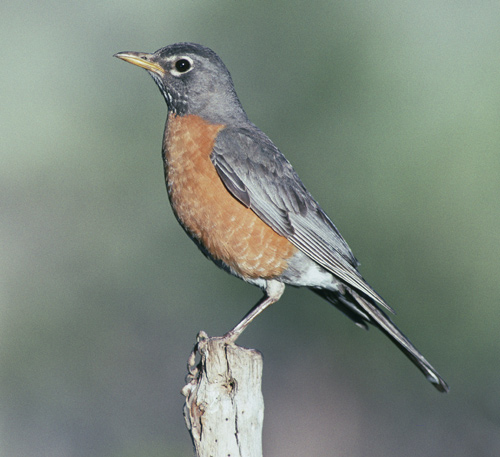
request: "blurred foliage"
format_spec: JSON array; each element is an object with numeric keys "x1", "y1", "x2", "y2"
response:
[{"x1": 1, "y1": 0, "x2": 500, "y2": 456}]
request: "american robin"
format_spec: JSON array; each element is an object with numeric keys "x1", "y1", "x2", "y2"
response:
[{"x1": 114, "y1": 42, "x2": 449, "y2": 392}]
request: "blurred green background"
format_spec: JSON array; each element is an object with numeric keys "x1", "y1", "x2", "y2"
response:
[{"x1": 1, "y1": 0, "x2": 499, "y2": 456}]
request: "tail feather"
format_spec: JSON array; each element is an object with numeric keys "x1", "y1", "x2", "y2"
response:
[{"x1": 312, "y1": 287, "x2": 449, "y2": 393}]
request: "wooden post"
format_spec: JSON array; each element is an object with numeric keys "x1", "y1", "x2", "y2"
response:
[{"x1": 181, "y1": 331, "x2": 264, "y2": 457}]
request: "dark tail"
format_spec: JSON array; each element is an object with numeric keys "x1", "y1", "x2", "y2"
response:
[{"x1": 311, "y1": 287, "x2": 449, "y2": 393}]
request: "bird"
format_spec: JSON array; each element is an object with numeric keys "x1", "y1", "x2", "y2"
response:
[{"x1": 114, "y1": 42, "x2": 449, "y2": 392}]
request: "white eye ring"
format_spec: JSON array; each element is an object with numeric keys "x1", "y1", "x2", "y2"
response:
[{"x1": 170, "y1": 56, "x2": 194, "y2": 77}]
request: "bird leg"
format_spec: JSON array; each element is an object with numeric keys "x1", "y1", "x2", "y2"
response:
[{"x1": 223, "y1": 280, "x2": 285, "y2": 342}]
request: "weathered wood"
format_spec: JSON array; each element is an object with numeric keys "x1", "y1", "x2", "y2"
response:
[{"x1": 182, "y1": 331, "x2": 264, "y2": 457}]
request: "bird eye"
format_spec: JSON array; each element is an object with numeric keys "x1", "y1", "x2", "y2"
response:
[{"x1": 175, "y1": 59, "x2": 191, "y2": 73}]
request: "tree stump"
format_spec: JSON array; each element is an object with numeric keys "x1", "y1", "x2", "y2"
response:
[{"x1": 182, "y1": 331, "x2": 264, "y2": 457}]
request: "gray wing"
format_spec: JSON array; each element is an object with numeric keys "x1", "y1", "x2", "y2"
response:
[{"x1": 211, "y1": 126, "x2": 391, "y2": 310}]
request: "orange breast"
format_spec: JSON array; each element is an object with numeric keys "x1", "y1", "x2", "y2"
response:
[{"x1": 163, "y1": 113, "x2": 297, "y2": 280}]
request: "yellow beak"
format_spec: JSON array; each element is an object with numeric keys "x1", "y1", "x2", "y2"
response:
[{"x1": 114, "y1": 52, "x2": 165, "y2": 75}]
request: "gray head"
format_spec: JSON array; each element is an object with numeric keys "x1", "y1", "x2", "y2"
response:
[{"x1": 115, "y1": 42, "x2": 248, "y2": 125}]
